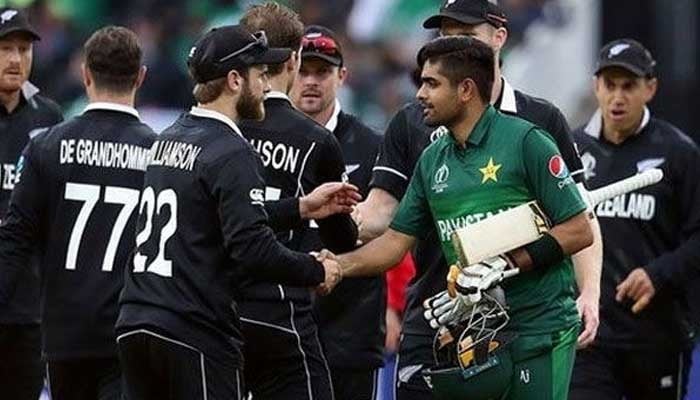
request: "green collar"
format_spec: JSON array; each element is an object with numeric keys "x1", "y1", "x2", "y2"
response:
[{"x1": 448, "y1": 105, "x2": 496, "y2": 148}]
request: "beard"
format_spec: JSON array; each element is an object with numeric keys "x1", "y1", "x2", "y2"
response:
[
  {"x1": 423, "y1": 104, "x2": 460, "y2": 128},
  {"x1": 237, "y1": 80, "x2": 265, "y2": 121}
]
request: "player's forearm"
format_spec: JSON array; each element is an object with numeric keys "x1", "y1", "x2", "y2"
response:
[
  {"x1": 357, "y1": 189, "x2": 399, "y2": 242},
  {"x1": 572, "y1": 215, "x2": 602, "y2": 297},
  {"x1": 338, "y1": 229, "x2": 414, "y2": 277},
  {"x1": 508, "y1": 211, "x2": 593, "y2": 272}
]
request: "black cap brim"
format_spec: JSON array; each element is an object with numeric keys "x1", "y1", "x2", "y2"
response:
[
  {"x1": 0, "y1": 27, "x2": 40, "y2": 41},
  {"x1": 301, "y1": 52, "x2": 342, "y2": 66},
  {"x1": 252, "y1": 47, "x2": 292, "y2": 66},
  {"x1": 423, "y1": 11, "x2": 486, "y2": 29},
  {"x1": 595, "y1": 61, "x2": 647, "y2": 77}
]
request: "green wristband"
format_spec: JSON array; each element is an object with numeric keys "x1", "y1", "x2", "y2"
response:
[{"x1": 524, "y1": 233, "x2": 564, "y2": 270}]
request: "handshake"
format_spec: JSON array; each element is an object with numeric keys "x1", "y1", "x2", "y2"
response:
[
  {"x1": 423, "y1": 255, "x2": 518, "y2": 329},
  {"x1": 311, "y1": 249, "x2": 343, "y2": 296}
]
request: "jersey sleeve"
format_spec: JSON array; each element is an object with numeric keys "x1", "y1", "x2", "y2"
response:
[
  {"x1": 388, "y1": 157, "x2": 432, "y2": 239},
  {"x1": 544, "y1": 107, "x2": 586, "y2": 184},
  {"x1": 210, "y1": 150, "x2": 324, "y2": 286},
  {"x1": 0, "y1": 140, "x2": 47, "y2": 304},
  {"x1": 370, "y1": 108, "x2": 411, "y2": 200},
  {"x1": 644, "y1": 143, "x2": 700, "y2": 290},
  {"x1": 522, "y1": 128, "x2": 587, "y2": 225},
  {"x1": 313, "y1": 134, "x2": 358, "y2": 253}
]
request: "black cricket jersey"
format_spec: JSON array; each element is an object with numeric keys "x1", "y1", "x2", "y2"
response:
[
  {"x1": 574, "y1": 108, "x2": 700, "y2": 349},
  {"x1": 0, "y1": 82, "x2": 62, "y2": 324},
  {"x1": 0, "y1": 103, "x2": 154, "y2": 360},
  {"x1": 237, "y1": 92, "x2": 357, "y2": 304},
  {"x1": 371, "y1": 78, "x2": 584, "y2": 336},
  {"x1": 314, "y1": 103, "x2": 386, "y2": 369},
  {"x1": 117, "y1": 107, "x2": 325, "y2": 367}
]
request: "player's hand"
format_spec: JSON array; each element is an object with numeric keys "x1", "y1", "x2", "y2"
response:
[
  {"x1": 300, "y1": 182, "x2": 362, "y2": 220},
  {"x1": 453, "y1": 256, "x2": 516, "y2": 303},
  {"x1": 385, "y1": 307, "x2": 402, "y2": 353},
  {"x1": 422, "y1": 290, "x2": 475, "y2": 329},
  {"x1": 615, "y1": 267, "x2": 655, "y2": 314},
  {"x1": 575, "y1": 290, "x2": 599, "y2": 348},
  {"x1": 314, "y1": 249, "x2": 342, "y2": 295}
]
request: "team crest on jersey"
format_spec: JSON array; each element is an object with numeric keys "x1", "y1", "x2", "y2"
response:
[
  {"x1": 432, "y1": 163, "x2": 450, "y2": 193},
  {"x1": 548, "y1": 155, "x2": 569, "y2": 179},
  {"x1": 249, "y1": 188, "x2": 265, "y2": 206},
  {"x1": 430, "y1": 126, "x2": 449, "y2": 143},
  {"x1": 479, "y1": 157, "x2": 501, "y2": 183}
]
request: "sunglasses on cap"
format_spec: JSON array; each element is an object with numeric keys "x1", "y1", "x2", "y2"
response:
[
  {"x1": 301, "y1": 35, "x2": 340, "y2": 56},
  {"x1": 219, "y1": 30, "x2": 268, "y2": 63}
]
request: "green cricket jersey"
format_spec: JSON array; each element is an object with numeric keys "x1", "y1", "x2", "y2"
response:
[{"x1": 390, "y1": 106, "x2": 586, "y2": 335}]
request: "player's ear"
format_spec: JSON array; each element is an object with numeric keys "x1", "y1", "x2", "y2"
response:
[
  {"x1": 459, "y1": 78, "x2": 475, "y2": 103},
  {"x1": 81, "y1": 62, "x2": 92, "y2": 89},
  {"x1": 644, "y1": 77, "x2": 658, "y2": 102},
  {"x1": 226, "y1": 69, "x2": 243, "y2": 93},
  {"x1": 134, "y1": 65, "x2": 147, "y2": 91},
  {"x1": 338, "y1": 66, "x2": 348, "y2": 85},
  {"x1": 492, "y1": 26, "x2": 508, "y2": 53}
]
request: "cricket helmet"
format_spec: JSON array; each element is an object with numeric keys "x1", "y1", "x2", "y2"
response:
[{"x1": 423, "y1": 287, "x2": 516, "y2": 400}]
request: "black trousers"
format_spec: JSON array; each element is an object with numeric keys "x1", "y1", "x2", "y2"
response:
[
  {"x1": 0, "y1": 323, "x2": 43, "y2": 400},
  {"x1": 570, "y1": 343, "x2": 691, "y2": 400},
  {"x1": 240, "y1": 300, "x2": 333, "y2": 400},
  {"x1": 117, "y1": 329, "x2": 243, "y2": 400},
  {"x1": 330, "y1": 368, "x2": 379, "y2": 400},
  {"x1": 394, "y1": 334, "x2": 434, "y2": 400},
  {"x1": 47, "y1": 357, "x2": 121, "y2": 400}
]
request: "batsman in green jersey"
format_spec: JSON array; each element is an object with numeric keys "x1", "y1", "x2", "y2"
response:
[{"x1": 328, "y1": 36, "x2": 593, "y2": 399}]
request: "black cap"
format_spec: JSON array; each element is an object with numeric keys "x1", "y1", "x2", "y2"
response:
[
  {"x1": 595, "y1": 39, "x2": 656, "y2": 78},
  {"x1": 187, "y1": 25, "x2": 291, "y2": 83},
  {"x1": 423, "y1": 0, "x2": 507, "y2": 30},
  {"x1": 300, "y1": 25, "x2": 343, "y2": 67},
  {"x1": 0, "y1": 7, "x2": 40, "y2": 41}
]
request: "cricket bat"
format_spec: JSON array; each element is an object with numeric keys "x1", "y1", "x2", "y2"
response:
[{"x1": 451, "y1": 168, "x2": 664, "y2": 267}]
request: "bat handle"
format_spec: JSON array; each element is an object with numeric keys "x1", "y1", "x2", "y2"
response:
[{"x1": 502, "y1": 268, "x2": 520, "y2": 280}]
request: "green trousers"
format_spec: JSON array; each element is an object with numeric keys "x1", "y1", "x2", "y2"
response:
[{"x1": 505, "y1": 324, "x2": 579, "y2": 400}]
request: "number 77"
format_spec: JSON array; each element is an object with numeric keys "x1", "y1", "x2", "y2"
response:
[{"x1": 64, "y1": 183, "x2": 140, "y2": 271}]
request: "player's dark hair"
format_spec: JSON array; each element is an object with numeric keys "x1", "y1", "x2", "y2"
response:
[
  {"x1": 240, "y1": 2, "x2": 304, "y2": 76},
  {"x1": 418, "y1": 36, "x2": 495, "y2": 103},
  {"x1": 191, "y1": 68, "x2": 250, "y2": 104},
  {"x1": 83, "y1": 26, "x2": 142, "y2": 94}
]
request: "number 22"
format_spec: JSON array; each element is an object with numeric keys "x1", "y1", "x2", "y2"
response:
[{"x1": 133, "y1": 187, "x2": 177, "y2": 277}]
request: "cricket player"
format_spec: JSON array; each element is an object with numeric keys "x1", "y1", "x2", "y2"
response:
[
  {"x1": 0, "y1": 7, "x2": 62, "y2": 399},
  {"x1": 331, "y1": 35, "x2": 593, "y2": 400},
  {"x1": 238, "y1": 5, "x2": 360, "y2": 399},
  {"x1": 292, "y1": 25, "x2": 386, "y2": 400},
  {"x1": 570, "y1": 39, "x2": 700, "y2": 400},
  {"x1": 0, "y1": 26, "x2": 154, "y2": 400},
  {"x1": 116, "y1": 25, "x2": 343, "y2": 399},
  {"x1": 355, "y1": 1, "x2": 602, "y2": 398}
]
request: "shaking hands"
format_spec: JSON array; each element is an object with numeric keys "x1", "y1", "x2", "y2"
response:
[{"x1": 312, "y1": 249, "x2": 343, "y2": 296}]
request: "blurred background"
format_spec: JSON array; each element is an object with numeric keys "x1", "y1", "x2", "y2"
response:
[
  {"x1": 1, "y1": 0, "x2": 698, "y2": 398},
  {"x1": 0, "y1": 0, "x2": 697, "y2": 140}
]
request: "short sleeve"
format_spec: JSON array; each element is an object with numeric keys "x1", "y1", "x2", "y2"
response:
[
  {"x1": 389, "y1": 158, "x2": 432, "y2": 239},
  {"x1": 522, "y1": 129, "x2": 587, "y2": 225},
  {"x1": 544, "y1": 107, "x2": 585, "y2": 184},
  {"x1": 370, "y1": 109, "x2": 411, "y2": 200}
]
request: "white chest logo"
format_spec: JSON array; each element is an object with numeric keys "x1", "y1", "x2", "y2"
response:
[
  {"x1": 432, "y1": 164, "x2": 450, "y2": 193},
  {"x1": 1, "y1": 10, "x2": 18, "y2": 24},
  {"x1": 345, "y1": 164, "x2": 360, "y2": 175},
  {"x1": 430, "y1": 126, "x2": 448, "y2": 143},
  {"x1": 636, "y1": 157, "x2": 665, "y2": 172}
]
